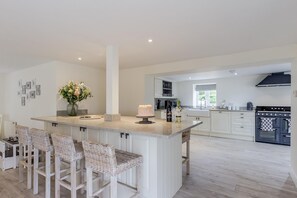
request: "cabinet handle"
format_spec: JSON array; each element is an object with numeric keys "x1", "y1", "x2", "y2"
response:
[
  {"x1": 240, "y1": 126, "x2": 244, "y2": 128},
  {"x1": 240, "y1": 113, "x2": 244, "y2": 115},
  {"x1": 125, "y1": 133, "x2": 130, "y2": 139},
  {"x1": 197, "y1": 117, "x2": 200, "y2": 120},
  {"x1": 240, "y1": 117, "x2": 244, "y2": 119},
  {"x1": 120, "y1": 132, "x2": 125, "y2": 138},
  {"x1": 52, "y1": 123, "x2": 58, "y2": 127},
  {"x1": 80, "y1": 127, "x2": 87, "y2": 132}
]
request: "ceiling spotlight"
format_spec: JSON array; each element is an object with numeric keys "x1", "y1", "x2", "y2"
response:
[
  {"x1": 229, "y1": 70, "x2": 238, "y2": 75},
  {"x1": 78, "y1": 57, "x2": 82, "y2": 61},
  {"x1": 234, "y1": 72, "x2": 238, "y2": 75},
  {"x1": 148, "y1": 39, "x2": 153, "y2": 43}
]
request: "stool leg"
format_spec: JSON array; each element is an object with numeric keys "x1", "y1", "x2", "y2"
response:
[
  {"x1": 110, "y1": 176, "x2": 117, "y2": 198},
  {"x1": 186, "y1": 140, "x2": 190, "y2": 175},
  {"x1": 80, "y1": 159, "x2": 84, "y2": 194},
  {"x1": 86, "y1": 167, "x2": 93, "y2": 198},
  {"x1": 19, "y1": 144, "x2": 24, "y2": 183},
  {"x1": 136, "y1": 165, "x2": 143, "y2": 195},
  {"x1": 27, "y1": 145, "x2": 32, "y2": 189},
  {"x1": 55, "y1": 156, "x2": 61, "y2": 198},
  {"x1": 71, "y1": 160, "x2": 77, "y2": 198},
  {"x1": 33, "y1": 148, "x2": 39, "y2": 195},
  {"x1": 45, "y1": 151, "x2": 51, "y2": 198}
]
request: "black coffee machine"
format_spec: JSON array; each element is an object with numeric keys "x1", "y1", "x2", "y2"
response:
[{"x1": 247, "y1": 102, "x2": 253, "y2": 111}]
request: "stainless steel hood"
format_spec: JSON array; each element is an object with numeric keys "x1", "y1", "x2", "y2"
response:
[{"x1": 256, "y1": 72, "x2": 291, "y2": 87}]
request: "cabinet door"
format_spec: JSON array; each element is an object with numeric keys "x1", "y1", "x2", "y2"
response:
[
  {"x1": 211, "y1": 111, "x2": 231, "y2": 133},
  {"x1": 187, "y1": 116, "x2": 200, "y2": 131},
  {"x1": 198, "y1": 117, "x2": 211, "y2": 132},
  {"x1": 154, "y1": 78, "x2": 163, "y2": 98},
  {"x1": 45, "y1": 122, "x2": 71, "y2": 136}
]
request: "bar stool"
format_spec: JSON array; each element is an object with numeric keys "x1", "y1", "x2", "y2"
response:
[
  {"x1": 182, "y1": 130, "x2": 190, "y2": 175},
  {"x1": 51, "y1": 133, "x2": 85, "y2": 198},
  {"x1": 17, "y1": 125, "x2": 33, "y2": 189},
  {"x1": 82, "y1": 141, "x2": 143, "y2": 198},
  {"x1": 30, "y1": 128, "x2": 54, "y2": 198}
]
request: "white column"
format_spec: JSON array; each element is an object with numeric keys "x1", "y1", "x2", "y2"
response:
[{"x1": 105, "y1": 45, "x2": 121, "y2": 121}]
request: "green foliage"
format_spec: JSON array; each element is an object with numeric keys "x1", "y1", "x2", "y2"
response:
[{"x1": 58, "y1": 81, "x2": 92, "y2": 104}]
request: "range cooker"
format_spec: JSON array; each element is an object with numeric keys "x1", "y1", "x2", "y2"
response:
[{"x1": 255, "y1": 106, "x2": 291, "y2": 146}]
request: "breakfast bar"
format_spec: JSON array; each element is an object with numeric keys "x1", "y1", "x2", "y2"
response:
[{"x1": 32, "y1": 116, "x2": 201, "y2": 198}]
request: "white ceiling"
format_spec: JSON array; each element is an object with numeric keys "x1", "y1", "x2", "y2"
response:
[
  {"x1": 1, "y1": 1, "x2": 297, "y2": 72},
  {"x1": 161, "y1": 63, "x2": 291, "y2": 82}
]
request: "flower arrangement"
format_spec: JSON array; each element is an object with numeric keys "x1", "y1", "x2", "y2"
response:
[{"x1": 58, "y1": 81, "x2": 92, "y2": 104}]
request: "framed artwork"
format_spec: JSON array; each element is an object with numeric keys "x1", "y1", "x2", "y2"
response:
[
  {"x1": 21, "y1": 97, "x2": 25, "y2": 106},
  {"x1": 30, "y1": 91, "x2": 35, "y2": 99},
  {"x1": 32, "y1": 79, "x2": 36, "y2": 87},
  {"x1": 22, "y1": 85, "x2": 26, "y2": 94},
  {"x1": 36, "y1": 85, "x2": 41, "y2": 95},
  {"x1": 26, "y1": 81, "x2": 31, "y2": 89}
]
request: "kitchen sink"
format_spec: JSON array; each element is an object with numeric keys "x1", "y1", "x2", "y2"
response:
[{"x1": 186, "y1": 109, "x2": 210, "y2": 117}]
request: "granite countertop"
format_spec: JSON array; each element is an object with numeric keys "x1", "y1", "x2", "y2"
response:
[{"x1": 32, "y1": 116, "x2": 201, "y2": 138}]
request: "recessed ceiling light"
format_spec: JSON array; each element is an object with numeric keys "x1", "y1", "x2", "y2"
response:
[
  {"x1": 148, "y1": 39, "x2": 153, "y2": 43},
  {"x1": 78, "y1": 57, "x2": 82, "y2": 61},
  {"x1": 234, "y1": 72, "x2": 238, "y2": 75},
  {"x1": 229, "y1": 70, "x2": 238, "y2": 75}
]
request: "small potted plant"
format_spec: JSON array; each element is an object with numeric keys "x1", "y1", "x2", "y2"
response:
[{"x1": 58, "y1": 81, "x2": 92, "y2": 116}]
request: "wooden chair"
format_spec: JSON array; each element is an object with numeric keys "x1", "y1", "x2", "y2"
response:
[
  {"x1": 17, "y1": 125, "x2": 33, "y2": 189},
  {"x1": 30, "y1": 128, "x2": 54, "y2": 198},
  {"x1": 51, "y1": 133, "x2": 85, "y2": 198},
  {"x1": 82, "y1": 140, "x2": 143, "y2": 198}
]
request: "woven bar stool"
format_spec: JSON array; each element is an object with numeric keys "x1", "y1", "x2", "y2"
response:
[
  {"x1": 30, "y1": 128, "x2": 54, "y2": 198},
  {"x1": 82, "y1": 141, "x2": 143, "y2": 198},
  {"x1": 51, "y1": 133, "x2": 85, "y2": 198},
  {"x1": 182, "y1": 130, "x2": 190, "y2": 175},
  {"x1": 17, "y1": 125, "x2": 33, "y2": 189}
]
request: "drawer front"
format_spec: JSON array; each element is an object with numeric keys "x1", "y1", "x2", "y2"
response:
[
  {"x1": 232, "y1": 112, "x2": 254, "y2": 118},
  {"x1": 232, "y1": 116, "x2": 254, "y2": 125},
  {"x1": 232, "y1": 124, "x2": 253, "y2": 135}
]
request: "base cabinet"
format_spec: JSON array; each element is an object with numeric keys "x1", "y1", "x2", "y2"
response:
[
  {"x1": 187, "y1": 116, "x2": 210, "y2": 135},
  {"x1": 211, "y1": 111, "x2": 231, "y2": 134}
]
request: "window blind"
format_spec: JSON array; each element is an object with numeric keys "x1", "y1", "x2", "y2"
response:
[{"x1": 195, "y1": 84, "x2": 216, "y2": 91}]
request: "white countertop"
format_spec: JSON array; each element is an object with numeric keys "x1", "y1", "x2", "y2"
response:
[{"x1": 32, "y1": 115, "x2": 201, "y2": 138}]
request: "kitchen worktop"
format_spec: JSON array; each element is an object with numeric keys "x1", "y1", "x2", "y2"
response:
[
  {"x1": 32, "y1": 115, "x2": 201, "y2": 138},
  {"x1": 209, "y1": 108, "x2": 255, "y2": 112}
]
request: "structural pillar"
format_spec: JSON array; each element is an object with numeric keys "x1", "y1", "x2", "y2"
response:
[{"x1": 104, "y1": 45, "x2": 121, "y2": 121}]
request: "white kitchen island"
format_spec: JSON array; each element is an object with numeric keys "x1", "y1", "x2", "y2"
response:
[{"x1": 32, "y1": 116, "x2": 201, "y2": 198}]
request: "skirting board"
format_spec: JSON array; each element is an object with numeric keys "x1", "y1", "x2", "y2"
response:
[{"x1": 290, "y1": 167, "x2": 297, "y2": 188}]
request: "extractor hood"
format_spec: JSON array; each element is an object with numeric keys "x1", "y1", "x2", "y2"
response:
[{"x1": 256, "y1": 72, "x2": 291, "y2": 87}]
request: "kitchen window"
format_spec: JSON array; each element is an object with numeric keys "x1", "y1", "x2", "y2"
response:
[{"x1": 193, "y1": 84, "x2": 217, "y2": 108}]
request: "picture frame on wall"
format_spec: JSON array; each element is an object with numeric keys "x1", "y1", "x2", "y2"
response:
[
  {"x1": 22, "y1": 85, "x2": 26, "y2": 94},
  {"x1": 21, "y1": 97, "x2": 25, "y2": 106},
  {"x1": 32, "y1": 79, "x2": 36, "y2": 87},
  {"x1": 18, "y1": 80, "x2": 22, "y2": 88},
  {"x1": 30, "y1": 91, "x2": 35, "y2": 99},
  {"x1": 26, "y1": 81, "x2": 31, "y2": 89},
  {"x1": 36, "y1": 85, "x2": 41, "y2": 95}
]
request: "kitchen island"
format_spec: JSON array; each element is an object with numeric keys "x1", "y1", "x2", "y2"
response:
[{"x1": 32, "y1": 116, "x2": 201, "y2": 198}]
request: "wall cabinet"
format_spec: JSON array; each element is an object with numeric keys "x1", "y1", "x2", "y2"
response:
[
  {"x1": 154, "y1": 78, "x2": 177, "y2": 98},
  {"x1": 211, "y1": 111, "x2": 231, "y2": 134}
]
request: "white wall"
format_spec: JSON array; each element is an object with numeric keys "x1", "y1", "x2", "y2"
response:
[
  {"x1": 4, "y1": 62, "x2": 57, "y2": 128},
  {"x1": 291, "y1": 60, "x2": 297, "y2": 186},
  {"x1": 0, "y1": 74, "x2": 6, "y2": 114},
  {"x1": 55, "y1": 61, "x2": 106, "y2": 114},
  {"x1": 4, "y1": 61, "x2": 106, "y2": 129},
  {"x1": 177, "y1": 74, "x2": 291, "y2": 107}
]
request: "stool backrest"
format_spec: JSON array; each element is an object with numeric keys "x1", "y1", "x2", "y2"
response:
[
  {"x1": 30, "y1": 128, "x2": 52, "y2": 152},
  {"x1": 16, "y1": 125, "x2": 31, "y2": 146},
  {"x1": 82, "y1": 141, "x2": 117, "y2": 176},
  {"x1": 51, "y1": 133, "x2": 76, "y2": 162}
]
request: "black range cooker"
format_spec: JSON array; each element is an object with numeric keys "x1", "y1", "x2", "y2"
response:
[{"x1": 255, "y1": 106, "x2": 291, "y2": 146}]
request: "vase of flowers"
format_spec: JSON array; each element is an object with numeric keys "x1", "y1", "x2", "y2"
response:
[
  {"x1": 58, "y1": 81, "x2": 92, "y2": 116},
  {"x1": 175, "y1": 100, "x2": 182, "y2": 123}
]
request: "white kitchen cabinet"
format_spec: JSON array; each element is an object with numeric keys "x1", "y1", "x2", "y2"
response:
[
  {"x1": 231, "y1": 112, "x2": 255, "y2": 136},
  {"x1": 211, "y1": 111, "x2": 231, "y2": 134},
  {"x1": 154, "y1": 78, "x2": 163, "y2": 98},
  {"x1": 187, "y1": 116, "x2": 210, "y2": 134}
]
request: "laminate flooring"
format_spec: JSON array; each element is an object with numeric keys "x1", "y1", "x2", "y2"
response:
[
  {"x1": 175, "y1": 135, "x2": 297, "y2": 198},
  {"x1": 0, "y1": 135, "x2": 296, "y2": 198}
]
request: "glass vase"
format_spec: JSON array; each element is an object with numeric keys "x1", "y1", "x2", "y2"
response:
[{"x1": 67, "y1": 103, "x2": 78, "y2": 116}]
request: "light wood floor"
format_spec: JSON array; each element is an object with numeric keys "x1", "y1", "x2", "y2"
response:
[
  {"x1": 0, "y1": 135, "x2": 296, "y2": 198},
  {"x1": 175, "y1": 135, "x2": 297, "y2": 198}
]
